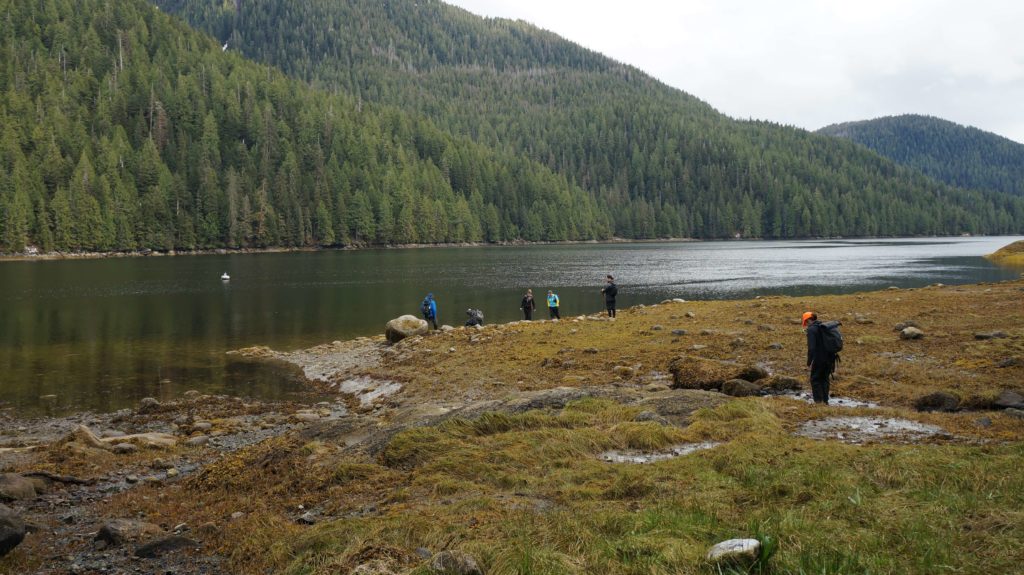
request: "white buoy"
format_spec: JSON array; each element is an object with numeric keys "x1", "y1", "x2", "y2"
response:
[{"x1": 221, "y1": 272, "x2": 230, "y2": 281}]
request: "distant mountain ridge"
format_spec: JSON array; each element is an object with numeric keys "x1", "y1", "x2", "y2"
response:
[
  {"x1": 818, "y1": 115, "x2": 1024, "y2": 197},
  {"x1": 155, "y1": 0, "x2": 1024, "y2": 239}
]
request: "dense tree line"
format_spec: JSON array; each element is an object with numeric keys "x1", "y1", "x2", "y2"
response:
[
  {"x1": 818, "y1": 115, "x2": 1024, "y2": 197},
  {"x1": 2, "y1": 1, "x2": 1023, "y2": 255},
  {"x1": 155, "y1": 0, "x2": 1024, "y2": 240},
  {"x1": 0, "y1": 0, "x2": 614, "y2": 254}
]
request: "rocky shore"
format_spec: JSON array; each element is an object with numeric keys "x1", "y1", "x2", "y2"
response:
[{"x1": 2, "y1": 279, "x2": 1022, "y2": 574}]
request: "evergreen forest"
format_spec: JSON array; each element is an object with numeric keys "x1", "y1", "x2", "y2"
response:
[
  {"x1": 1, "y1": 0, "x2": 1022, "y2": 255},
  {"x1": 818, "y1": 115, "x2": 1024, "y2": 197}
]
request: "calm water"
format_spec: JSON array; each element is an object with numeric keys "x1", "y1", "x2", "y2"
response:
[{"x1": 1, "y1": 237, "x2": 1021, "y2": 414}]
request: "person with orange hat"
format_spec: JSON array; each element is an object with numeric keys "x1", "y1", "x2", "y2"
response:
[{"x1": 803, "y1": 311, "x2": 839, "y2": 404}]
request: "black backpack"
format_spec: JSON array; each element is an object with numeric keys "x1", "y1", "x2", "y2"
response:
[
  {"x1": 819, "y1": 320, "x2": 844, "y2": 355},
  {"x1": 421, "y1": 298, "x2": 432, "y2": 317}
]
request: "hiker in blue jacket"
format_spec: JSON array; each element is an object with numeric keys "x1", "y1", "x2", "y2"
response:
[{"x1": 421, "y1": 293, "x2": 438, "y2": 330}]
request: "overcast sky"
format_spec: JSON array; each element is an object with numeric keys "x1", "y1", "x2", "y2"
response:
[{"x1": 445, "y1": 0, "x2": 1024, "y2": 143}]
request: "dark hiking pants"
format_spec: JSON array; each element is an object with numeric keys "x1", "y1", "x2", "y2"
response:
[{"x1": 810, "y1": 362, "x2": 833, "y2": 404}]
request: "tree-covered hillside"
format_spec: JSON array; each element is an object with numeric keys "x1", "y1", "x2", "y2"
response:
[
  {"x1": 0, "y1": 0, "x2": 613, "y2": 254},
  {"x1": 157, "y1": 0, "x2": 1024, "y2": 239},
  {"x1": 818, "y1": 115, "x2": 1024, "y2": 197}
]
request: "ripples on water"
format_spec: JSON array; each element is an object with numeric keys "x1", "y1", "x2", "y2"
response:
[{"x1": 1, "y1": 237, "x2": 1020, "y2": 414}]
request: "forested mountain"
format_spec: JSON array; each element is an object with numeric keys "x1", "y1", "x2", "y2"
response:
[
  {"x1": 0, "y1": 0, "x2": 611, "y2": 254},
  {"x1": 818, "y1": 115, "x2": 1024, "y2": 197},
  {"x1": 2, "y1": 2, "x2": 1023, "y2": 255},
  {"x1": 155, "y1": 0, "x2": 1024, "y2": 240}
]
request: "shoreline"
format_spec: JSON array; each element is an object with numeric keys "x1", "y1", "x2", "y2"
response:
[
  {"x1": 2, "y1": 279, "x2": 1023, "y2": 574},
  {"x1": 0, "y1": 233, "x2": 1011, "y2": 262}
]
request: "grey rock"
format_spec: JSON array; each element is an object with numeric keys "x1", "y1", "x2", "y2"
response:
[
  {"x1": 633, "y1": 411, "x2": 669, "y2": 425},
  {"x1": 757, "y1": 324, "x2": 775, "y2": 332},
  {"x1": 415, "y1": 547, "x2": 432, "y2": 559},
  {"x1": 0, "y1": 504, "x2": 26, "y2": 558},
  {"x1": 996, "y1": 357, "x2": 1022, "y2": 368},
  {"x1": 671, "y1": 329, "x2": 687, "y2": 336},
  {"x1": 699, "y1": 329, "x2": 716, "y2": 336},
  {"x1": 767, "y1": 342, "x2": 784, "y2": 350},
  {"x1": 384, "y1": 315, "x2": 429, "y2": 344},
  {"x1": 900, "y1": 327, "x2": 925, "y2": 340},
  {"x1": 297, "y1": 512, "x2": 317, "y2": 525},
  {"x1": 186, "y1": 435, "x2": 210, "y2": 447},
  {"x1": 730, "y1": 337, "x2": 746, "y2": 348},
  {"x1": 914, "y1": 392, "x2": 960, "y2": 413},
  {"x1": 192, "y1": 421, "x2": 213, "y2": 432},
  {"x1": 685, "y1": 312, "x2": 696, "y2": 318},
  {"x1": 650, "y1": 325, "x2": 664, "y2": 331},
  {"x1": 721, "y1": 379, "x2": 762, "y2": 397},
  {"x1": 0, "y1": 474, "x2": 37, "y2": 502},
  {"x1": 974, "y1": 331, "x2": 1008, "y2": 340},
  {"x1": 428, "y1": 550, "x2": 483, "y2": 575},
  {"x1": 994, "y1": 390, "x2": 1024, "y2": 410},
  {"x1": 1005, "y1": 408, "x2": 1024, "y2": 420},
  {"x1": 111, "y1": 442, "x2": 138, "y2": 454},
  {"x1": 706, "y1": 538, "x2": 761, "y2": 565},
  {"x1": 134, "y1": 535, "x2": 198, "y2": 558},
  {"x1": 96, "y1": 519, "x2": 164, "y2": 546},
  {"x1": 137, "y1": 397, "x2": 161, "y2": 414},
  {"x1": 854, "y1": 315, "x2": 874, "y2": 324},
  {"x1": 893, "y1": 320, "x2": 920, "y2": 332}
]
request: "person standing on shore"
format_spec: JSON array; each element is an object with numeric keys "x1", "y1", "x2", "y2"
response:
[
  {"x1": 421, "y1": 293, "x2": 438, "y2": 330},
  {"x1": 521, "y1": 289, "x2": 536, "y2": 320},
  {"x1": 546, "y1": 290, "x2": 561, "y2": 320},
  {"x1": 803, "y1": 311, "x2": 841, "y2": 405},
  {"x1": 601, "y1": 275, "x2": 618, "y2": 318}
]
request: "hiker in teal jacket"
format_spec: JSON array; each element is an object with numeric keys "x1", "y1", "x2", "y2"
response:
[{"x1": 546, "y1": 290, "x2": 561, "y2": 320}]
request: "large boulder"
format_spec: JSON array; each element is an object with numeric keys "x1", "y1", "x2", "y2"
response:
[
  {"x1": 0, "y1": 504, "x2": 26, "y2": 558},
  {"x1": 96, "y1": 519, "x2": 165, "y2": 546},
  {"x1": 735, "y1": 364, "x2": 770, "y2": 383},
  {"x1": 914, "y1": 392, "x2": 960, "y2": 413},
  {"x1": 385, "y1": 315, "x2": 429, "y2": 344},
  {"x1": 0, "y1": 474, "x2": 36, "y2": 502}
]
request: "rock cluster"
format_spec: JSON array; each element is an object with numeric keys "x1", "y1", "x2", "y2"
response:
[{"x1": 385, "y1": 315, "x2": 429, "y2": 344}]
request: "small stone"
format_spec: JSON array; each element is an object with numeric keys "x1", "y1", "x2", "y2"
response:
[
  {"x1": 192, "y1": 422, "x2": 213, "y2": 432},
  {"x1": 757, "y1": 324, "x2": 775, "y2": 332},
  {"x1": 0, "y1": 474, "x2": 37, "y2": 502},
  {"x1": 854, "y1": 315, "x2": 874, "y2": 324},
  {"x1": 706, "y1": 538, "x2": 761, "y2": 565},
  {"x1": 689, "y1": 344, "x2": 707, "y2": 351},
  {"x1": 994, "y1": 390, "x2": 1024, "y2": 410},
  {"x1": 767, "y1": 342, "x2": 784, "y2": 350},
  {"x1": 428, "y1": 550, "x2": 483, "y2": 575},
  {"x1": 671, "y1": 329, "x2": 687, "y2": 336},
  {"x1": 126, "y1": 475, "x2": 139, "y2": 484},
  {"x1": 186, "y1": 435, "x2": 209, "y2": 447},
  {"x1": 96, "y1": 519, "x2": 164, "y2": 546},
  {"x1": 583, "y1": 347, "x2": 599, "y2": 354},
  {"x1": 900, "y1": 327, "x2": 925, "y2": 340},
  {"x1": 1005, "y1": 408, "x2": 1024, "y2": 420},
  {"x1": 134, "y1": 536, "x2": 198, "y2": 559},
  {"x1": 974, "y1": 331, "x2": 1008, "y2": 340},
  {"x1": 415, "y1": 547, "x2": 432, "y2": 559},
  {"x1": 183, "y1": 390, "x2": 201, "y2": 399},
  {"x1": 721, "y1": 379, "x2": 762, "y2": 397},
  {"x1": 137, "y1": 397, "x2": 161, "y2": 414},
  {"x1": 893, "y1": 320, "x2": 920, "y2": 332},
  {"x1": 448, "y1": 347, "x2": 456, "y2": 353},
  {"x1": 297, "y1": 512, "x2": 317, "y2": 525},
  {"x1": 0, "y1": 504, "x2": 26, "y2": 557},
  {"x1": 650, "y1": 325, "x2": 664, "y2": 331},
  {"x1": 699, "y1": 329, "x2": 715, "y2": 336},
  {"x1": 685, "y1": 312, "x2": 696, "y2": 318},
  {"x1": 230, "y1": 512, "x2": 245, "y2": 521},
  {"x1": 613, "y1": 366, "x2": 636, "y2": 379},
  {"x1": 165, "y1": 468, "x2": 179, "y2": 478},
  {"x1": 914, "y1": 392, "x2": 960, "y2": 413},
  {"x1": 730, "y1": 337, "x2": 746, "y2": 348},
  {"x1": 112, "y1": 443, "x2": 138, "y2": 455},
  {"x1": 173, "y1": 523, "x2": 188, "y2": 533}
]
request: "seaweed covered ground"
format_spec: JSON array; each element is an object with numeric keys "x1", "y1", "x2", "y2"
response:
[{"x1": 2, "y1": 279, "x2": 1023, "y2": 574}]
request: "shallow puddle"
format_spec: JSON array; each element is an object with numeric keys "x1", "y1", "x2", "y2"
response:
[
  {"x1": 335, "y1": 376, "x2": 402, "y2": 407},
  {"x1": 797, "y1": 416, "x2": 945, "y2": 444},
  {"x1": 600, "y1": 442, "x2": 720, "y2": 464},
  {"x1": 780, "y1": 392, "x2": 878, "y2": 408}
]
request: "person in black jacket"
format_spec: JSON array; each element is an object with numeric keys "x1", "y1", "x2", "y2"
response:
[
  {"x1": 803, "y1": 311, "x2": 835, "y2": 404},
  {"x1": 601, "y1": 275, "x2": 618, "y2": 318},
  {"x1": 520, "y1": 289, "x2": 536, "y2": 320}
]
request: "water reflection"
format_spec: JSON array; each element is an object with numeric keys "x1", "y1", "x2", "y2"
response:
[{"x1": 1, "y1": 237, "x2": 1020, "y2": 414}]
